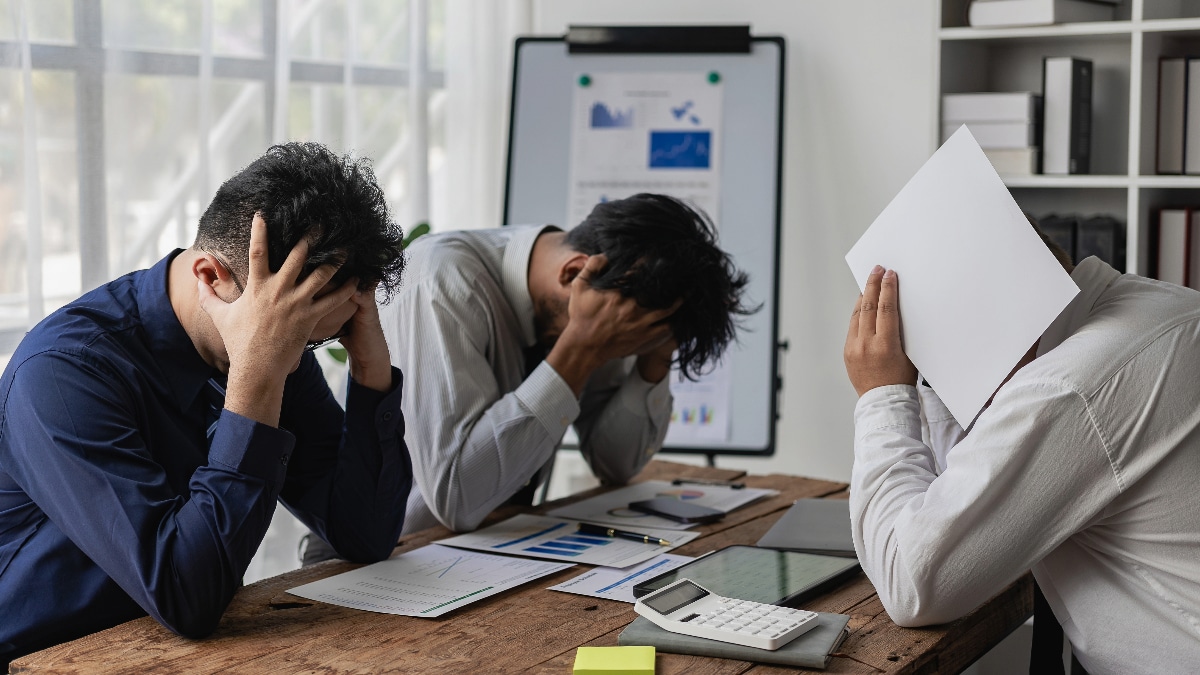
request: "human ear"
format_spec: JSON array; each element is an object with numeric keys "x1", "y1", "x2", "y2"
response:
[
  {"x1": 191, "y1": 253, "x2": 237, "y2": 294},
  {"x1": 559, "y1": 253, "x2": 589, "y2": 288}
]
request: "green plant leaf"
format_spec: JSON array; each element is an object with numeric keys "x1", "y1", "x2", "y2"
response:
[{"x1": 403, "y1": 222, "x2": 431, "y2": 248}]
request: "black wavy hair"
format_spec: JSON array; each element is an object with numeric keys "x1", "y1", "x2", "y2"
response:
[
  {"x1": 194, "y1": 142, "x2": 405, "y2": 301},
  {"x1": 565, "y1": 193, "x2": 755, "y2": 380}
]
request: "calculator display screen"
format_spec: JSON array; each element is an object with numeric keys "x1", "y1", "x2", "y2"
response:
[{"x1": 644, "y1": 580, "x2": 709, "y2": 615}]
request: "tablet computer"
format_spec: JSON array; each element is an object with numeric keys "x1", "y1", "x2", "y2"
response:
[{"x1": 631, "y1": 545, "x2": 860, "y2": 608}]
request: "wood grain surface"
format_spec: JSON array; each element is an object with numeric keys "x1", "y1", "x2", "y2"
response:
[{"x1": 10, "y1": 460, "x2": 1031, "y2": 675}]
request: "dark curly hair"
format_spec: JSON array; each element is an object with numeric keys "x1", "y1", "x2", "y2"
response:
[
  {"x1": 194, "y1": 142, "x2": 405, "y2": 301},
  {"x1": 565, "y1": 193, "x2": 755, "y2": 380}
]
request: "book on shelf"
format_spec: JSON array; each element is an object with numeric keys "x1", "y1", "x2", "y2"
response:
[
  {"x1": 1187, "y1": 59, "x2": 1200, "y2": 175},
  {"x1": 985, "y1": 147, "x2": 1040, "y2": 175},
  {"x1": 942, "y1": 92, "x2": 1041, "y2": 123},
  {"x1": 1042, "y1": 57, "x2": 1092, "y2": 175},
  {"x1": 942, "y1": 92, "x2": 1041, "y2": 174},
  {"x1": 967, "y1": 0, "x2": 1115, "y2": 28},
  {"x1": 1154, "y1": 209, "x2": 1191, "y2": 287},
  {"x1": 941, "y1": 121, "x2": 1038, "y2": 148},
  {"x1": 1157, "y1": 58, "x2": 1187, "y2": 174}
]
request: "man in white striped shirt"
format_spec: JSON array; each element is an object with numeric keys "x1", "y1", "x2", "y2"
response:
[
  {"x1": 843, "y1": 231, "x2": 1200, "y2": 674},
  {"x1": 378, "y1": 193, "x2": 754, "y2": 535}
]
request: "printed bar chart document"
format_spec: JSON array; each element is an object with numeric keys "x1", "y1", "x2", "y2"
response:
[
  {"x1": 549, "y1": 554, "x2": 695, "y2": 603},
  {"x1": 287, "y1": 544, "x2": 572, "y2": 617},
  {"x1": 438, "y1": 514, "x2": 700, "y2": 567}
]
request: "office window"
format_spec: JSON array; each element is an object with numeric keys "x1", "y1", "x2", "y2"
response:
[{"x1": 0, "y1": 0, "x2": 445, "y2": 360}]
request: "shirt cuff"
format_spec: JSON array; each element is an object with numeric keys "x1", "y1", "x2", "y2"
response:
[
  {"x1": 208, "y1": 410, "x2": 297, "y2": 483},
  {"x1": 518, "y1": 360, "x2": 582, "y2": 437},
  {"x1": 346, "y1": 366, "x2": 405, "y2": 439},
  {"x1": 619, "y1": 369, "x2": 672, "y2": 417},
  {"x1": 854, "y1": 384, "x2": 923, "y2": 441}
]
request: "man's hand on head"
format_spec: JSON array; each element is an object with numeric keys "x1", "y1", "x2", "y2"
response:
[
  {"x1": 843, "y1": 265, "x2": 918, "y2": 397},
  {"x1": 337, "y1": 282, "x2": 395, "y2": 393},
  {"x1": 197, "y1": 213, "x2": 358, "y2": 426},
  {"x1": 546, "y1": 254, "x2": 681, "y2": 395}
]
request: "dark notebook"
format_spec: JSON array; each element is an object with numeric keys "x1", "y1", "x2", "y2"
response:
[
  {"x1": 756, "y1": 499, "x2": 856, "y2": 557},
  {"x1": 618, "y1": 611, "x2": 850, "y2": 669}
]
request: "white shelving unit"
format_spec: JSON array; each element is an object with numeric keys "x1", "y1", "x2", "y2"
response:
[{"x1": 937, "y1": 0, "x2": 1200, "y2": 275}]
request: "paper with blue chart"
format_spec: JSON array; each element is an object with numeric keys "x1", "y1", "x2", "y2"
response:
[
  {"x1": 287, "y1": 544, "x2": 572, "y2": 617},
  {"x1": 437, "y1": 514, "x2": 701, "y2": 568},
  {"x1": 546, "y1": 480, "x2": 778, "y2": 531},
  {"x1": 566, "y1": 71, "x2": 723, "y2": 229},
  {"x1": 549, "y1": 553, "x2": 695, "y2": 603}
]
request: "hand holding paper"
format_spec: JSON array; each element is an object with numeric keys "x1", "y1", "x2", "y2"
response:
[
  {"x1": 844, "y1": 126, "x2": 1079, "y2": 427},
  {"x1": 844, "y1": 266, "x2": 918, "y2": 396}
]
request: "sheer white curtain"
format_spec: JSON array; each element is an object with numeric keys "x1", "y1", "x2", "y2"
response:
[
  {"x1": 0, "y1": 0, "x2": 451, "y2": 580},
  {"x1": 442, "y1": 0, "x2": 530, "y2": 231},
  {"x1": 0, "y1": 0, "x2": 447, "y2": 363}
]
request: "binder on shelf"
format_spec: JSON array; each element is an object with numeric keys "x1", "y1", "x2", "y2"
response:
[
  {"x1": 1077, "y1": 215, "x2": 1125, "y2": 273},
  {"x1": 967, "y1": 0, "x2": 1115, "y2": 28},
  {"x1": 1042, "y1": 57, "x2": 1092, "y2": 175},
  {"x1": 1154, "y1": 208, "x2": 1190, "y2": 286},
  {"x1": 1187, "y1": 59, "x2": 1200, "y2": 175},
  {"x1": 1191, "y1": 212, "x2": 1200, "y2": 292},
  {"x1": 1039, "y1": 214, "x2": 1078, "y2": 262},
  {"x1": 1158, "y1": 57, "x2": 1187, "y2": 175}
]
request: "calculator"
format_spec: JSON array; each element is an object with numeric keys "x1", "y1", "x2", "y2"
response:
[{"x1": 633, "y1": 578, "x2": 820, "y2": 651}]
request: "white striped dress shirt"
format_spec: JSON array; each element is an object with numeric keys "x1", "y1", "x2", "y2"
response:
[{"x1": 380, "y1": 225, "x2": 672, "y2": 534}]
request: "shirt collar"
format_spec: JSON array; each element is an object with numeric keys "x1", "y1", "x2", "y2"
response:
[
  {"x1": 1038, "y1": 256, "x2": 1122, "y2": 356},
  {"x1": 135, "y1": 249, "x2": 218, "y2": 407},
  {"x1": 501, "y1": 225, "x2": 554, "y2": 348}
]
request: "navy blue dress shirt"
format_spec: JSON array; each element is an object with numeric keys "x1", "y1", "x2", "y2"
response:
[{"x1": 0, "y1": 251, "x2": 412, "y2": 663}]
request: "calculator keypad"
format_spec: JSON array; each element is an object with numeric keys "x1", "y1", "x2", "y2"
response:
[{"x1": 691, "y1": 599, "x2": 817, "y2": 640}]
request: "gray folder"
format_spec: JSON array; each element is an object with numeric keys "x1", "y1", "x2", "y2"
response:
[
  {"x1": 618, "y1": 611, "x2": 850, "y2": 669},
  {"x1": 755, "y1": 499, "x2": 856, "y2": 557}
]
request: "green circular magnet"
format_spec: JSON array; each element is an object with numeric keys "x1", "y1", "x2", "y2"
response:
[{"x1": 578, "y1": 74, "x2": 592, "y2": 87}]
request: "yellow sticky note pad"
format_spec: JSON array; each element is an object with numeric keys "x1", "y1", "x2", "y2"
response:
[{"x1": 573, "y1": 645, "x2": 655, "y2": 675}]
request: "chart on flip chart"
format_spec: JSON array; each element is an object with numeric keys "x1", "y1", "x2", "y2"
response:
[{"x1": 504, "y1": 31, "x2": 785, "y2": 457}]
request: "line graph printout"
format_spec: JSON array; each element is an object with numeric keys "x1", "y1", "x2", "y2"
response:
[
  {"x1": 287, "y1": 544, "x2": 572, "y2": 617},
  {"x1": 566, "y1": 71, "x2": 723, "y2": 228},
  {"x1": 548, "y1": 553, "x2": 694, "y2": 603},
  {"x1": 437, "y1": 514, "x2": 700, "y2": 568}
]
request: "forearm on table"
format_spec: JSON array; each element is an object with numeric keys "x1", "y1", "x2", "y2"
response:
[
  {"x1": 576, "y1": 372, "x2": 672, "y2": 484},
  {"x1": 411, "y1": 366, "x2": 579, "y2": 531}
]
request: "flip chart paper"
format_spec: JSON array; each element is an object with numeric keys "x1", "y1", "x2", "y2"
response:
[{"x1": 844, "y1": 126, "x2": 1080, "y2": 427}]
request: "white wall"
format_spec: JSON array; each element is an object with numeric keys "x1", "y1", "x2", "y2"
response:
[{"x1": 533, "y1": 0, "x2": 939, "y2": 482}]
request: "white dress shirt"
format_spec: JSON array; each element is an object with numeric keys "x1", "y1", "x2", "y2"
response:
[
  {"x1": 380, "y1": 225, "x2": 672, "y2": 534},
  {"x1": 850, "y1": 257, "x2": 1200, "y2": 675}
]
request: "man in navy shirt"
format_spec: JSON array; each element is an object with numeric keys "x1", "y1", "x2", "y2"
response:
[{"x1": 0, "y1": 142, "x2": 412, "y2": 664}]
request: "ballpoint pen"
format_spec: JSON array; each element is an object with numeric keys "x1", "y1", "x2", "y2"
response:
[
  {"x1": 671, "y1": 477, "x2": 745, "y2": 489},
  {"x1": 577, "y1": 522, "x2": 672, "y2": 546}
]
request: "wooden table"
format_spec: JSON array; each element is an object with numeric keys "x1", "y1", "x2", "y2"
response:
[{"x1": 11, "y1": 460, "x2": 1032, "y2": 674}]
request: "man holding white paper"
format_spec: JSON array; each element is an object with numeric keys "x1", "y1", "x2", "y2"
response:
[{"x1": 843, "y1": 255, "x2": 1200, "y2": 673}]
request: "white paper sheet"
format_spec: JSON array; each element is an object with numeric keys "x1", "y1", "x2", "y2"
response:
[
  {"x1": 845, "y1": 126, "x2": 1080, "y2": 427},
  {"x1": 286, "y1": 544, "x2": 572, "y2": 617},
  {"x1": 566, "y1": 71, "x2": 723, "y2": 227},
  {"x1": 437, "y1": 514, "x2": 700, "y2": 568},
  {"x1": 546, "y1": 480, "x2": 777, "y2": 531},
  {"x1": 548, "y1": 554, "x2": 695, "y2": 603}
]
